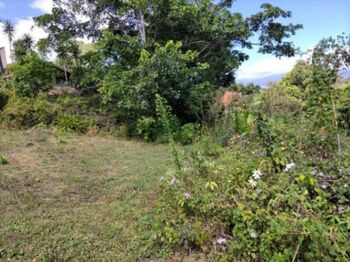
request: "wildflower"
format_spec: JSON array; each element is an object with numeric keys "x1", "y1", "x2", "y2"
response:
[
  {"x1": 311, "y1": 168, "x2": 318, "y2": 176},
  {"x1": 184, "y1": 192, "x2": 191, "y2": 200},
  {"x1": 216, "y1": 237, "x2": 227, "y2": 244},
  {"x1": 344, "y1": 184, "x2": 349, "y2": 188},
  {"x1": 252, "y1": 170, "x2": 262, "y2": 180},
  {"x1": 160, "y1": 176, "x2": 164, "y2": 181},
  {"x1": 284, "y1": 162, "x2": 296, "y2": 172},
  {"x1": 318, "y1": 171, "x2": 324, "y2": 177},
  {"x1": 248, "y1": 179, "x2": 257, "y2": 188},
  {"x1": 182, "y1": 167, "x2": 190, "y2": 173},
  {"x1": 250, "y1": 232, "x2": 257, "y2": 238},
  {"x1": 169, "y1": 178, "x2": 177, "y2": 185},
  {"x1": 321, "y1": 184, "x2": 327, "y2": 189}
]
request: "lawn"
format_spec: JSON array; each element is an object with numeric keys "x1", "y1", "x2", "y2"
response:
[{"x1": 0, "y1": 129, "x2": 174, "y2": 261}]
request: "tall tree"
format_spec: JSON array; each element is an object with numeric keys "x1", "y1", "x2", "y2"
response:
[
  {"x1": 35, "y1": 1, "x2": 302, "y2": 85},
  {"x1": 22, "y1": 34, "x2": 34, "y2": 51},
  {"x1": 1, "y1": 19, "x2": 15, "y2": 55}
]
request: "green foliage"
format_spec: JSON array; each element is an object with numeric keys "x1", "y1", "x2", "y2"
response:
[
  {"x1": 338, "y1": 86, "x2": 350, "y2": 133},
  {"x1": 280, "y1": 60, "x2": 313, "y2": 92},
  {"x1": 178, "y1": 123, "x2": 200, "y2": 145},
  {"x1": 35, "y1": 1, "x2": 302, "y2": 86},
  {"x1": 154, "y1": 119, "x2": 350, "y2": 261},
  {"x1": 57, "y1": 114, "x2": 93, "y2": 133},
  {"x1": 100, "y1": 41, "x2": 211, "y2": 123},
  {"x1": 0, "y1": 155, "x2": 8, "y2": 165},
  {"x1": 155, "y1": 94, "x2": 182, "y2": 171},
  {"x1": 136, "y1": 116, "x2": 156, "y2": 142},
  {"x1": 8, "y1": 54, "x2": 57, "y2": 97},
  {"x1": 0, "y1": 91, "x2": 56, "y2": 129},
  {"x1": 261, "y1": 84, "x2": 304, "y2": 117},
  {"x1": 306, "y1": 68, "x2": 335, "y2": 129}
]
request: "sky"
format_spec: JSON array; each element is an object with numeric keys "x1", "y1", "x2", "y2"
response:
[{"x1": 0, "y1": 0, "x2": 349, "y2": 83}]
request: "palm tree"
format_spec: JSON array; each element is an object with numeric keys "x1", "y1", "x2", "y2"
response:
[
  {"x1": 1, "y1": 19, "x2": 15, "y2": 54},
  {"x1": 22, "y1": 34, "x2": 34, "y2": 51}
]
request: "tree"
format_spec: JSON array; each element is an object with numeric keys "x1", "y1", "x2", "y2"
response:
[
  {"x1": 22, "y1": 34, "x2": 34, "y2": 51},
  {"x1": 13, "y1": 34, "x2": 35, "y2": 62},
  {"x1": 280, "y1": 60, "x2": 313, "y2": 91},
  {"x1": 100, "y1": 41, "x2": 211, "y2": 122},
  {"x1": 34, "y1": 1, "x2": 303, "y2": 124},
  {"x1": 1, "y1": 19, "x2": 15, "y2": 55},
  {"x1": 8, "y1": 53, "x2": 57, "y2": 97},
  {"x1": 307, "y1": 34, "x2": 350, "y2": 154},
  {"x1": 35, "y1": 1, "x2": 302, "y2": 85}
]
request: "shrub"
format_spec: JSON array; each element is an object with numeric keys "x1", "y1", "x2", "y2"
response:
[
  {"x1": 0, "y1": 91, "x2": 57, "y2": 128},
  {"x1": 100, "y1": 41, "x2": 212, "y2": 123},
  {"x1": 0, "y1": 92, "x2": 36, "y2": 128},
  {"x1": 136, "y1": 116, "x2": 157, "y2": 141},
  {"x1": 177, "y1": 123, "x2": 201, "y2": 145},
  {"x1": 8, "y1": 54, "x2": 57, "y2": 97},
  {"x1": 261, "y1": 85, "x2": 304, "y2": 117},
  {"x1": 154, "y1": 114, "x2": 350, "y2": 261},
  {"x1": 57, "y1": 114, "x2": 93, "y2": 133}
]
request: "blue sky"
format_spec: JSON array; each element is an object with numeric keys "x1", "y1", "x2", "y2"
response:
[{"x1": 0, "y1": 0, "x2": 349, "y2": 81}]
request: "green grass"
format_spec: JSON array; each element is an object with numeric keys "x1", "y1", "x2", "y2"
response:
[{"x1": 0, "y1": 129, "x2": 174, "y2": 261}]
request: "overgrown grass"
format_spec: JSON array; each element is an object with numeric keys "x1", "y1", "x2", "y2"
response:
[{"x1": 0, "y1": 129, "x2": 174, "y2": 261}]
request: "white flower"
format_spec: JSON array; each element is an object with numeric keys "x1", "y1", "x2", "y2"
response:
[
  {"x1": 311, "y1": 168, "x2": 318, "y2": 176},
  {"x1": 169, "y1": 178, "x2": 177, "y2": 185},
  {"x1": 252, "y1": 170, "x2": 262, "y2": 180},
  {"x1": 184, "y1": 192, "x2": 191, "y2": 199},
  {"x1": 321, "y1": 184, "x2": 327, "y2": 189},
  {"x1": 248, "y1": 179, "x2": 257, "y2": 188},
  {"x1": 182, "y1": 167, "x2": 190, "y2": 173},
  {"x1": 160, "y1": 176, "x2": 164, "y2": 181},
  {"x1": 318, "y1": 171, "x2": 324, "y2": 177},
  {"x1": 344, "y1": 184, "x2": 349, "y2": 188},
  {"x1": 250, "y1": 232, "x2": 257, "y2": 238},
  {"x1": 216, "y1": 237, "x2": 227, "y2": 244},
  {"x1": 284, "y1": 162, "x2": 296, "y2": 172}
]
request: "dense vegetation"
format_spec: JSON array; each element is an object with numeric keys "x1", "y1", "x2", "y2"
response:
[{"x1": 0, "y1": 0, "x2": 349, "y2": 261}]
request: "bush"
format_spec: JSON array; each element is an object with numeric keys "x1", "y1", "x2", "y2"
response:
[
  {"x1": 136, "y1": 116, "x2": 157, "y2": 141},
  {"x1": 0, "y1": 91, "x2": 57, "y2": 129},
  {"x1": 57, "y1": 114, "x2": 93, "y2": 133},
  {"x1": 0, "y1": 92, "x2": 36, "y2": 128},
  {"x1": 154, "y1": 115, "x2": 350, "y2": 261},
  {"x1": 177, "y1": 123, "x2": 201, "y2": 145},
  {"x1": 8, "y1": 54, "x2": 57, "y2": 97},
  {"x1": 261, "y1": 85, "x2": 304, "y2": 117},
  {"x1": 100, "y1": 41, "x2": 212, "y2": 123}
]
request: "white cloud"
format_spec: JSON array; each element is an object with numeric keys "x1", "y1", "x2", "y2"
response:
[
  {"x1": 0, "y1": 1, "x2": 5, "y2": 8},
  {"x1": 236, "y1": 55, "x2": 307, "y2": 81},
  {"x1": 0, "y1": 17, "x2": 48, "y2": 63},
  {"x1": 31, "y1": 0, "x2": 53, "y2": 13}
]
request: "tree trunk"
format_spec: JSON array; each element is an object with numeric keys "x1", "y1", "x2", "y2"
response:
[
  {"x1": 63, "y1": 60, "x2": 68, "y2": 84},
  {"x1": 136, "y1": 9, "x2": 146, "y2": 45},
  {"x1": 8, "y1": 38, "x2": 12, "y2": 62}
]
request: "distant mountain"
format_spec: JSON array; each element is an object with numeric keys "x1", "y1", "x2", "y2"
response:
[
  {"x1": 237, "y1": 69, "x2": 350, "y2": 88},
  {"x1": 236, "y1": 73, "x2": 287, "y2": 88}
]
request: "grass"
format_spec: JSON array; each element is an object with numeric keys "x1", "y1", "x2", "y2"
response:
[{"x1": 0, "y1": 129, "x2": 174, "y2": 261}]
